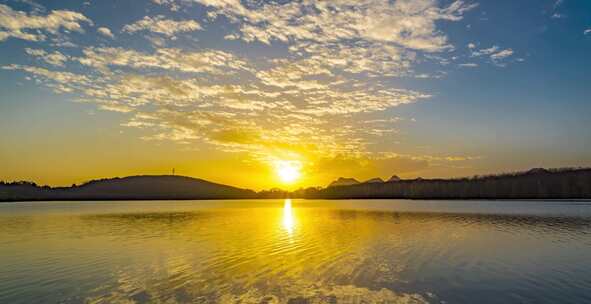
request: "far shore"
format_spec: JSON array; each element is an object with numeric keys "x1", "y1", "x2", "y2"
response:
[{"x1": 3, "y1": 198, "x2": 591, "y2": 203}]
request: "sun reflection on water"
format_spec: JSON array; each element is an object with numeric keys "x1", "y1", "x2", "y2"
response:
[{"x1": 282, "y1": 199, "x2": 295, "y2": 235}]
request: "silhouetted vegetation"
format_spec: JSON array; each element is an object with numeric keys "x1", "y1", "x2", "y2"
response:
[
  {"x1": 304, "y1": 168, "x2": 591, "y2": 199},
  {"x1": 1, "y1": 168, "x2": 590, "y2": 202}
]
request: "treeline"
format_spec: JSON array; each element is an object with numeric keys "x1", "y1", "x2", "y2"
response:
[{"x1": 299, "y1": 168, "x2": 591, "y2": 199}]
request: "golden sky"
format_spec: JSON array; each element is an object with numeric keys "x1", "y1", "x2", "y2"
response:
[{"x1": 1, "y1": 0, "x2": 591, "y2": 190}]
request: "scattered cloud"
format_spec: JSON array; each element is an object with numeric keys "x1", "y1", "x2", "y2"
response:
[
  {"x1": 97, "y1": 27, "x2": 114, "y2": 38},
  {"x1": 2, "y1": 64, "x2": 90, "y2": 93},
  {"x1": 122, "y1": 15, "x2": 201, "y2": 37},
  {"x1": 25, "y1": 48, "x2": 69, "y2": 66},
  {"x1": 77, "y1": 47, "x2": 251, "y2": 74},
  {"x1": 0, "y1": 4, "x2": 92, "y2": 42},
  {"x1": 152, "y1": 0, "x2": 180, "y2": 11},
  {"x1": 585, "y1": 29, "x2": 591, "y2": 35},
  {"x1": 471, "y1": 45, "x2": 499, "y2": 57},
  {"x1": 459, "y1": 63, "x2": 478, "y2": 68},
  {"x1": 471, "y1": 45, "x2": 514, "y2": 66},
  {"x1": 490, "y1": 49, "x2": 513, "y2": 60},
  {"x1": 1, "y1": 0, "x2": 486, "y2": 170},
  {"x1": 549, "y1": 0, "x2": 566, "y2": 19},
  {"x1": 16, "y1": 0, "x2": 46, "y2": 13},
  {"x1": 195, "y1": 0, "x2": 477, "y2": 52},
  {"x1": 551, "y1": 13, "x2": 566, "y2": 19}
]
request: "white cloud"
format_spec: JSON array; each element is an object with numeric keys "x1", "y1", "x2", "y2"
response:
[
  {"x1": 459, "y1": 63, "x2": 478, "y2": 68},
  {"x1": 152, "y1": 0, "x2": 180, "y2": 11},
  {"x1": 97, "y1": 27, "x2": 114, "y2": 38},
  {"x1": 471, "y1": 45, "x2": 514, "y2": 66},
  {"x1": 585, "y1": 29, "x2": 591, "y2": 35},
  {"x1": 122, "y1": 15, "x2": 201, "y2": 37},
  {"x1": 467, "y1": 43, "x2": 476, "y2": 49},
  {"x1": 551, "y1": 13, "x2": 566, "y2": 19},
  {"x1": 78, "y1": 47, "x2": 251, "y2": 74},
  {"x1": 195, "y1": 0, "x2": 477, "y2": 53},
  {"x1": 24, "y1": 48, "x2": 69, "y2": 67},
  {"x1": 490, "y1": 49, "x2": 513, "y2": 60},
  {"x1": 0, "y1": 4, "x2": 92, "y2": 42},
  {"x1": 2, "y1": 64, "x2": 90, "y2": 93},
  {"x1": 471, "y1": 45, "x2": 499, "y2": 57}
]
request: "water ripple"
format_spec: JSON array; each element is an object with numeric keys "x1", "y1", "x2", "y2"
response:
[{"x1": 1, "y1": 199, "x2": 591, "y2": 303}]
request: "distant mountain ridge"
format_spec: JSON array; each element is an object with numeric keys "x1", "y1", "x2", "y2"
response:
[
  {"x1": 388, "y1": 175, "x2": 401, "y2": 182},
  {"x1": 300, "y1": 168, "x2": 591, "y2": 200},
  {"x1": 329, "y1": 176, "x2": 396, "y2": 187},
  {"x1": 328, "y1": 177, "x2": 360, "y2": 187},
  {"x1": 2, "y1": 168, "x2": 591, "y2": 201},
  {"x1": 0, "y1": 175, "x2": 256, "y2": 201},
  {"x1": 364, "y1": 178, "x2": 384, "y2": 184}
]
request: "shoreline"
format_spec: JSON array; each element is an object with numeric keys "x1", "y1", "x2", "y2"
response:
[{"x1": 2, "y1": 198, "x2": 591, "y2": 203}]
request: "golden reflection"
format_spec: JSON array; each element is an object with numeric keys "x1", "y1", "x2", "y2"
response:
[{"x1": 282, "y1": 199, "x2": 295, "y2": 234}]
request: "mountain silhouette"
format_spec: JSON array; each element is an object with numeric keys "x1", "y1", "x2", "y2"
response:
[
  {"x1": 302, "y1": 168, "x2": 591, "y2": 199},
  {"x1": 328, "y1": 177, "x2": 361, "y2": 187},
  {"x1": 388, "y1": 175, "x2": 401, "y2": 182},
  {"x1": 2, "y1": 168, "x2": 591, "y2": 201},
  {"x1": 363, "y1": 178, "x2": 384, "y2": 184},
  {"x1": 0, "y1": 175, "x2": 256, "y2": 201}
]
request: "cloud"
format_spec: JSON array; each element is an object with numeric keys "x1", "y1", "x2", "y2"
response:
[
  {"x1": 0, "y1": 4, "x2": 92, "y2": 42},
  {"x1": 78, "y1": 47, "x2": 251, "y2": 74},
  {"x1": 471, "y1": 45, "x2": 499, "y2": 57},
  {"x1": 5, "y1": 55, "x2": 427, "y2": 162},
  {"x1": 97, "y1": 27, "x2": 114, "y2": 38},
  {"x1": 585, "y1": 29, "x2": 591, "y2": 35},
  {"x1": 122, "y1": 15, "x2": 201, "y2": 37},
  {"x1": 551, "y1": 13, "x2": 566, "y2": 19},
  {"x1": 471, "y1": 45, "x2": 514, "y2": 66},
  {"x1": 490, "y1": 49, "x2": 513, "y2": 60},
  {"x1": 467, "y1": 43, "x2": 476, "y2": 49},
  {"x1": 152, "y1": 0, "x2": 180, "y2": 11},
  {"x1": 1, "y1": 0, "x2": 487, "y2": 170},
  {"x1": 2, "y1": 64, "x2": 90, "y2": 93},
  {"x1": 195, "y1": 0, "x2": 477, "y2": 52},
  {"x1": 24, "y1": 48, "x2": 69, "y2": 66},
  {"x1": 16, "y1": 0, "x2": 46, "y2": 13},
  {"x1": 459, "y1": 63, "x2": 478, "y2": 68}
]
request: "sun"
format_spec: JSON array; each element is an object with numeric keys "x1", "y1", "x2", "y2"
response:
[{"x1": 274, "y1": 160, "x2": 302, "y2": 184}]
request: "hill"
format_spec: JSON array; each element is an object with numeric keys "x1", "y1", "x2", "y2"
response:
[
  {"x1": 363, "y1": 178, "x2": 385, "y2": 184},
  {"x1": 0, "y1": 175, "x2": 257, "y2": 201},
  {"x1": 328, "y1": 177, "x2": 360, "y2": 187}
]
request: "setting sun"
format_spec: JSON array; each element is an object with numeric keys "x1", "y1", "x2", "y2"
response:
[{"x1": 274, "y1": 160, "x2": 302, "y2": 184}]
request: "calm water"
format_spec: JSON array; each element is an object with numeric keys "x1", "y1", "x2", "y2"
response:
[{"x1": 1, "y1": 200, "x2": 591, "y2": 304}]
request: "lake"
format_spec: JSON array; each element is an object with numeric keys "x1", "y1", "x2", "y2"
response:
[{"x1": 1, "y1": 199, "x2": 590, "y2": 303}]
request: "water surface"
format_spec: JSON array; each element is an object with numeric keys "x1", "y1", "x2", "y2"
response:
[{"x1": 1, "y1": 199, "x2": 590, "y2": 303}]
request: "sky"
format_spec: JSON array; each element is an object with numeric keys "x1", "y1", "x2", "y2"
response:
[{"x1": 1, "y1": 0, "x2": 590, "y2": 190}]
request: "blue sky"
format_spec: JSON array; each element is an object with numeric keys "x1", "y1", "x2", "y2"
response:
[{"x1": 1, "y1": 0, "x2": 590, "y2": 188}]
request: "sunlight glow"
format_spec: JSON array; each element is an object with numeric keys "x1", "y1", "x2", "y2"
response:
[
  {"x1": 274, "y1": 160, "x2": 302, "y2": 184},
  {"x1": 282, "y1": 199, "x2": 295, "y2": 234}
]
